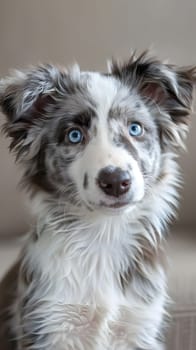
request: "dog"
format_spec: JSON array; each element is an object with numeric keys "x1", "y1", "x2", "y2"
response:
[{"x1": 0, "y1": 52, "x2": 195, "y2": 350}]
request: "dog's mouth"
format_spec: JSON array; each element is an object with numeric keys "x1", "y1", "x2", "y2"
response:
[
  {"x1": 83, "y1": 191, "x2": 143, "y2": 214},
  {"x1": 99, "y1": 200, "x2": 130, "y2": 209},
  {"x1": 84, "y1": 199, "x2": 134, "y2": 214}
]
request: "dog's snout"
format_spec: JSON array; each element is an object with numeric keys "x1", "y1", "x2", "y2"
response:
[{"x1": 98, "y1": 166, "x2": 131, "y2": 197}]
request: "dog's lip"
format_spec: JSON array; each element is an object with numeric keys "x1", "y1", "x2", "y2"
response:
[
  {"x1": 99, "y1": 200, "x2": 130, "y2": 209},
  {"x1": 85, "y1": 198, "x2": 135, "y2": 212}
]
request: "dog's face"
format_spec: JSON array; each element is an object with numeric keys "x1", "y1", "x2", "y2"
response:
[
  {"x1": 0, "y1": 53, "x2": 195, "y2": 214},
  {"x1": 66, "y1": 73, "x2": 159, "y2": 212}
]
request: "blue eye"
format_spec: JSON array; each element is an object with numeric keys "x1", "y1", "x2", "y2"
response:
[
  {"x1": 129, "y1": 122, "x2": 143, "y2": 137},
  {"x1": 68, "y1": 129, "x2": 83, "y2": 144}
]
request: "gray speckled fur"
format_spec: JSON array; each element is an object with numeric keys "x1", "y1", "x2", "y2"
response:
[{"x1": 0, "y1": 52, "x2": 195, "y2": 350}]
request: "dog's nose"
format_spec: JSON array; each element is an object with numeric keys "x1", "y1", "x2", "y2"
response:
[{"x1": 98, "y1": 166, "x2": 131, "y2": 197}]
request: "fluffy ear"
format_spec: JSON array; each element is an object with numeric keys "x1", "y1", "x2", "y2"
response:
[
  {"x1": 111, "y1": 51, "x2": 196, "y2": 148},
  {"x1": 0, "y1": 65, "x2": 61, "y2": 121},
  {"x1": 0, "y1": 64, "x2": 65, "y2": 157}
]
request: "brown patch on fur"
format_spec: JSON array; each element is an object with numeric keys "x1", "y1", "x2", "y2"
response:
[
  {"x1": 156, "y1": 170, "x2": 168, "y2": 183},
  {"x1": 120, "y1": 226, "x2": 167, "y2": 297},
  {"x1": 0, "y1": 261, "x2": 20, "y2": 350},
  {"x1": 119, "y1": 266, "x2": 133, "y2": 290},
  {"x1": 136, "y1": 234, "x2": 167, "y2": 271}
]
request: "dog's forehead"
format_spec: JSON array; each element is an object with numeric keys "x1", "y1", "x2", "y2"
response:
[{"x1": 81, "y1": 71, "x2": 137, "y2": 115}]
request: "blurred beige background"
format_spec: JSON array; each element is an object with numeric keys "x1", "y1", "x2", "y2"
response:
[
  {"x1": 0, "y1": 2, "x2": 196, "y2": 349},
  {"x1": 0, "y1": 0, "x2": 195, "y2": 237}
]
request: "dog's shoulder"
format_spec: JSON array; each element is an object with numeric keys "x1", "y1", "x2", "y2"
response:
[{"x1": 0, "y1": 260, "x2": 20, "y2": 350}]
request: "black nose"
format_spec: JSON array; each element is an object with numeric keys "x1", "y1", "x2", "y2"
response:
[{"x1": 98, "y1": 166, "x2": 131, "y2": 197}]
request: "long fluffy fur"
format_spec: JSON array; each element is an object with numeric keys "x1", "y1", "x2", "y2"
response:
[{"x1": 0, "y1": 52, "x2": 195, "y2": 350}]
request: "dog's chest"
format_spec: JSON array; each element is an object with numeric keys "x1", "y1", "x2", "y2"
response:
[
  {"x1": 59, "y1": 240, "x2": 128, "y2": 306},
  {"x1": 22, "y1": 220, "x2": 165, "y2": 349},
  {"x1": 30, "y1": 219, "x2": 133, "y2": 307}
]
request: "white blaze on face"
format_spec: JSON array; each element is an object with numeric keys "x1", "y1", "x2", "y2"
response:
[{"x1": 69, "y1": 73, "x2": 145, "y2": 209}]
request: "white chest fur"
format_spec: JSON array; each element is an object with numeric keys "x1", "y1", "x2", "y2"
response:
[
  {"x1": 24, "y1": 215, "x2": 133, "y2": 305},
  {"x1": 19, "y1": 209, "x2": 166, "y2": 349}
]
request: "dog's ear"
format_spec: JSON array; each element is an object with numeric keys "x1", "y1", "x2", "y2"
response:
[
  {"x1": 0, "y1": 65, "x2": 61, "y2": 122},
  {"x1": 0, "y1": 64, "x2": 65, "y2": 158},
  {"x1": 111, "y1": 51, "x2": 196, "y2": 148}
]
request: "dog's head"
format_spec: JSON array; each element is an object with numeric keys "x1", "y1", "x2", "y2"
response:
[{"x1": 0, "y1": 53, "x2": 195, "y2": 215}]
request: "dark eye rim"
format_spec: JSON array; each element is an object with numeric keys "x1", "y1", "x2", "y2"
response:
[{"x1": 128, "y1": 122, "x2": 144, "y2": 137}]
